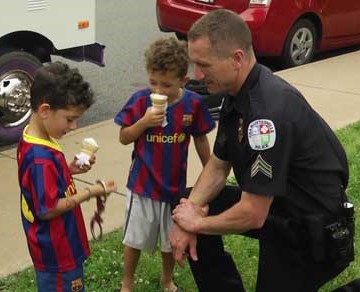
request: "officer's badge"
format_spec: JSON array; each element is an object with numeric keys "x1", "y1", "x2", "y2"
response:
[
  {"x1": 71, "y1": 278, "x2": 83, "y2": 292},
  {"x1": 251, "y1": 154, "x2": 272, "y2": 179},
  {"x1": 238, "y1": 118, "x2": 244, "y2": 143},
  {"x1": 183, "y1": 114, "x2": 192, "y2": 126},
  {"x1": 248, "y1": 119, "x2": 276, "y2": 150}
]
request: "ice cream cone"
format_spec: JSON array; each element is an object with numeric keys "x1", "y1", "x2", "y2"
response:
[
  {"x1": 75, "y1": 137, "x2": 100, "y2": 167},
  {"x1": 150, "y1": 93, "x2": 168, "y2": 111},
  {"x1": 80, "y1": 137, "x2": 100, "y2": 156}
]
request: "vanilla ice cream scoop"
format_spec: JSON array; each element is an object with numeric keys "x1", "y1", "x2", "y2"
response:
[
  {"x1": 150, "y1": 93, "x2": 168, "y2": 127},
  {"x1": 75, "y1": 137, "x2": 100, "y2": 167},
  {"x1": 150, "y1": 93, "x2": 168, "y2": 111},
  {"x1": 81, "y1": 137, "x2": 100, "y2": 155}
]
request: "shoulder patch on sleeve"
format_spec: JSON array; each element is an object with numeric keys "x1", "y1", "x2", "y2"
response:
[{"x1": 248, "y1": 119, "x2": 276, "y2": 150}]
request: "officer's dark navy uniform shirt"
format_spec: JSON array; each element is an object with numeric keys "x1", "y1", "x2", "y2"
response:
[{"x1": 214, "y1": 63, "x2": 349, "y2": 219}]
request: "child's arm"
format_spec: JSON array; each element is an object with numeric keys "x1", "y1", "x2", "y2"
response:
[
  {"x1": 38, "y1": 180, "x2": 117, "y2": 220},
  {"x1": 193, "y1": 134, "x2": 211, "y2": 166},
  {"x1": 119, "y1": 107, "x2": 165, "y2": 145}
]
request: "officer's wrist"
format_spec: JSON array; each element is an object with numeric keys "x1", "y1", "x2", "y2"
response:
[
  {"x1": 194, "y1": 217, "x2": 205, "y2": 234},
  {"x1": 188, "y1": 194, "x2": 206, "y2": 208}
]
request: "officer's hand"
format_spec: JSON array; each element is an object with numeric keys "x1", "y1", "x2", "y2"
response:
[
  {"x1": 169, "y1": 223, "x2": 198, "y2": 267},
  {"x1": 172, "y1": 198, "x2": 204, "y2": 233}
]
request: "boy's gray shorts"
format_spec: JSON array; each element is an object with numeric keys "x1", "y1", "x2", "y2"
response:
[{"x1": 122, "y1": 189, "x2": 173, "y2": 253}]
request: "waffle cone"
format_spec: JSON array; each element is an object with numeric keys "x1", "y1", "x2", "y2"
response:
[{"x1": 81, "y1": 138, "x2": 99, "y2": 155}]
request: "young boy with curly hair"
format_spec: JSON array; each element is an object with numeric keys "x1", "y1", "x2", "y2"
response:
[
  {"x1": 17, "y1": 61, "x2": 117, "y2": 292},
  {"x1": 114, "y1": 37, "x2": 215, "y2": 292}
]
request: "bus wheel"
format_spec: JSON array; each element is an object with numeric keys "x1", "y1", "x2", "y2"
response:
[{"x1": 0, "y1": 51, "x2": 42, "y2": 145}]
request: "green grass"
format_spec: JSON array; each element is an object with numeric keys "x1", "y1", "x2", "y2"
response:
[{"x1": 1, "y1": 121, "x2": 360, "y2": 292}]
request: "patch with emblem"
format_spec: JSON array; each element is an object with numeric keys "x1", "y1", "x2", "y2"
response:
[
  {"x1": 251, "y1": 154, "x2": 272, "y2": 179},
  {"x1": 248, "y1": 119, "x2": 276, "y2": 150},
  {"x1": 183, "y1": 114, "x2": 193, "y2": 126},
  {"x1": 71, "y1": 278, "x2": 83, "y2": 292},
  {"x1": 238, "y1": 118, "x2": 244, "y2": 143}
]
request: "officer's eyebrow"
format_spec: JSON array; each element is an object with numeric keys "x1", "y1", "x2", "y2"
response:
[{"x1": 190, "y1": 60, "x2": 211, "y2": 68}]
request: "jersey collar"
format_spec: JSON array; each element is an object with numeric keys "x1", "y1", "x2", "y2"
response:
[{"x1": 23, "y1": 125, "x2": 63, "y2": 152}]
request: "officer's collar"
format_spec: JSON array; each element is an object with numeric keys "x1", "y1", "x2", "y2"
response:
[{"x1": 223, "y1": 63, "x2": 261, "y2": 113}]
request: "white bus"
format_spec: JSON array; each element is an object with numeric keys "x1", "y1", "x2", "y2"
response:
[{"x1": 0, "y1": 0, "x2": 105, "y2": 145}]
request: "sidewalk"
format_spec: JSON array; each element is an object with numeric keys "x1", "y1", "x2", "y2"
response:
[{"x1": 1, "y1": 50, "x2": 359, "y2": 278}]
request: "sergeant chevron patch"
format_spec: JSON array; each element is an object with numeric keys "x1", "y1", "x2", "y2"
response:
[{"x1": 251, "y1": 154, "x2": 272, "y2": 178}]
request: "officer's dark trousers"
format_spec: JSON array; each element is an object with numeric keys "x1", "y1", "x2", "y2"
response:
[{"x1": 183, "y1": 186, "x2": 348, "y2": 292}]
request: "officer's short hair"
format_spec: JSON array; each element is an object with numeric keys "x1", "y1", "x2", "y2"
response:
[{"x1": 188, "y1": 9, "x2": 253, "y2": 58}]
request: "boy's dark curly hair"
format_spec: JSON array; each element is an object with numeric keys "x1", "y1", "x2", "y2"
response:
[
  {"x1": 30, "y1": 61, "x2": 95, "y2": 111},
  {"x1": 145, "y1": 37, "x2": 188, "y2": 78}
]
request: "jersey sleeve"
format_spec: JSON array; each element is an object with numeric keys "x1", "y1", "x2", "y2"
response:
[
  {"x1": 114, "y1": 91, "x2": 148, "y2": 127},
  {"x1": 191, "y1": 95, "x2": 216, "y2": 136},
  {"x1": 29, "y1": 161, "x2": 62, "y2": 216},
  {"x1": 241, "y1": 113, "x2": 295, "y2": 197}
]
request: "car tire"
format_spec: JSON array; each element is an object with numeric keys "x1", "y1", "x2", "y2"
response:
[
  {"x1": 282, "y1": 19, "x2": 317, "y2": 67},
  {"x1": 0, "y1": 51, "x2": 42, "y2": 145}
]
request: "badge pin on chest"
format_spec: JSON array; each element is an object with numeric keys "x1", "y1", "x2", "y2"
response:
[{"x1": 238, "y1": 118, "x2": 244, "y2": 143}]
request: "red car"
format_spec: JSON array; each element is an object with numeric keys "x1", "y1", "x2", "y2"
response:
[{"x1": 156, "y1": 0, "x2": 360, "y2": 67}]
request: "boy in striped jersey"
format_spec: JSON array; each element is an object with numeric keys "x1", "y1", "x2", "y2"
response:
[
  {"x1": 114, "y1": 37, "x2": 215, "y2": 292},
  {"x1": 17, "y1": 61, "x2": 117, "y2": 292}
]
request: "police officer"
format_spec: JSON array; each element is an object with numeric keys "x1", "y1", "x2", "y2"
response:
[{"x1": 170, "y1": 9, "x2": 354, "y2": 292}]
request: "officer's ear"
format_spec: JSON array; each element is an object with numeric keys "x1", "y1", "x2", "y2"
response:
[{"x1": 232, "y1": 49, "x2": 245, "y2": 70}]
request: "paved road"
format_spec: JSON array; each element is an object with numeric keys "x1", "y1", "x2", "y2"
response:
[{"x1": 58, "y1": 0, "x2": 168, "y2": 128}]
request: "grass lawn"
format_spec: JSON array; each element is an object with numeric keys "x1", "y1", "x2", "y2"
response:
[{"x1": 1, "y1": 121, "x2": 359, "y2": 292}]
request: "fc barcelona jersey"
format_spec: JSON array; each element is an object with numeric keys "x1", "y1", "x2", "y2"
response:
[
  {"x1": 17, "y1": 127, "x2": 90, "y2": 272},
  {"x1": 114, "y1": 88, "x2": 215, "y2": 202}
]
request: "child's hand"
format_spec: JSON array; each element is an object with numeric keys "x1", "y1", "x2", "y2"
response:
[
  {"x1": 104, "y1": 180, "x2": 117, "y2": 194},
  {"x1": 143, "y1": 107, "x2": 166, "y2": 127},
  {"x1": 89, "y1": 180, "x2": 117, "y2": 198},
  {"x1": 69, "y1": 154, "x2": 96, "y2": 174}
]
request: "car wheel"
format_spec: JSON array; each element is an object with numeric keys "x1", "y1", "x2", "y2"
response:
[
  {"x1": 283, "y1": 19, "x2": 317, "y2": 67},
  {"x1": 0, "y1": 51, "x2": 42, "y2": 145}
]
